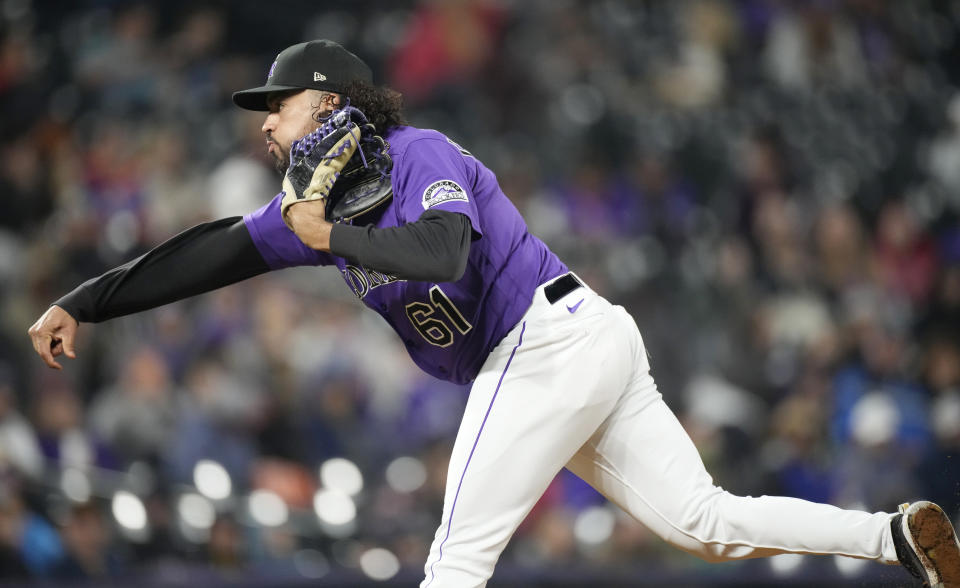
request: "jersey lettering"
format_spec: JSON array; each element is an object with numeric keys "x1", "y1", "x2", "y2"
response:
[
  {"x1": 341, "y1": 264, "x2": 403, "y2": 299},
  {"x1": 445, "y1": 137, "x2": 473, "y2": 157}
]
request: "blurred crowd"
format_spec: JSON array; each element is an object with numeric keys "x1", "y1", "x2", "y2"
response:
[{"x1": 1, "y1": 0, "x2": 959, "y2": 585}]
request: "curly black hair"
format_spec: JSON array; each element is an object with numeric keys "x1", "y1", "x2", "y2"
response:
[{"x1": 339, "y1": 80, "x2": 407, "y2": 132}]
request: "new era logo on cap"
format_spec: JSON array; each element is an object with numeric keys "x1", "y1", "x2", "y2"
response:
[{"x1": 314, "y1": 72, "x2": 326, "y2": 82}]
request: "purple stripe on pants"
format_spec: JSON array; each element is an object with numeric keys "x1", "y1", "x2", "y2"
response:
[{"x1": 424, "y1": 321, "x2": 527, "y2": 587}]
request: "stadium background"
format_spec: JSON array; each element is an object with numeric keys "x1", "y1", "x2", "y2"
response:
[{"x1": 1, "y1": 0, "x2": 960, "y2": 586}]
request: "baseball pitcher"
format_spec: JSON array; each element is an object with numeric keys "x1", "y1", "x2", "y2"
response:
[{"x1": 27, "y1": 40, "x2": 960, "y2": 587}]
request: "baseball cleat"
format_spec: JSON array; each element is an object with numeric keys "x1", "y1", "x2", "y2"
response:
[{"x1": 892, "y1": 501, "x2": 960, "y2": 587}]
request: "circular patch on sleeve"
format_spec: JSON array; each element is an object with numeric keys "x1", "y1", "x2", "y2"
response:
[{"x1": 422, "y1": 180, "x2": 469, "y2": 210}]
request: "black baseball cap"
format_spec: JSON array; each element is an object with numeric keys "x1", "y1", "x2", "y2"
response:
[{"x1": 232, "y1": 40, "x2": 372, "y2": 111}]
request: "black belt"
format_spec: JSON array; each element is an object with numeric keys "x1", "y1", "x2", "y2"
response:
[{"x1": 544, "y1": 273, "x2": 583, "y2": 304}]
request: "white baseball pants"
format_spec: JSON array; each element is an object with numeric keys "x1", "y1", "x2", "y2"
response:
[{"x1": 420, "y1": 275, "x2": 899, "y2": 588}]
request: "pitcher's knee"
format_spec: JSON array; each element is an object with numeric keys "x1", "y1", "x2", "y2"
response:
[{"x1": 666, "y1": 489, "x2": 752, "y2": 562}]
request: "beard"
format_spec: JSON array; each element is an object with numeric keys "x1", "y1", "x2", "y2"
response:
[
  {"x1": 266, "y1": 135, "x2": 289, "y2": 174},
  {"x1": 272, "y1": 147, "x2": 288, "y2": 174},
  {"x1": 269, "y1": 121, "x2": 322, "y2": 175}
]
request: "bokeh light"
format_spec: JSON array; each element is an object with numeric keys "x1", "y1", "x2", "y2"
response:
[
  {"x1": 178, "y1": 492, "x2": 216, "y2": 530},
  {"x1": 60, "y1": 468, "x2": 91, "y2": 503},
  {"x1": 293, "y1": 549, "x2": 330, "y2": 579},
  {"x1": 313, "y1": 489, "x2": 357, "y2": 527},
  {"x1": 359, "y1": 547, "x2": 400, "y2": 581},
  {"x1": 248, "y1": 489, "x2": 289, "y2": 527},
  {"x1": 193, "y1": 459, "x2": 232, "y2": 500},
  {"x1": 834, "y1": 554, "x2": 868, "y2": 577},
  {"x1": 385, "y1": 456, "x2": 427, "y2": 493},
  {"x1": 111, "y1": 491, "x2": 149, "y2": 541},
  {"x1": 320, "y1": 457, "x2": 364, "y2": 496},
  {"x1": 573, "y1": 506, "x2": 616, "y2": 546},
  {"x1": 769, "y1": 553, "x2": 805, "y2": 576}
]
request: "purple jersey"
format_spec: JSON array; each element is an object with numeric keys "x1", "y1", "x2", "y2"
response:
[{"x1": 243, "y1": 126, "x2": 567, "y2": 383}]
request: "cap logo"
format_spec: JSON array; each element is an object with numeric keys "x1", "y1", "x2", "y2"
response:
[
  {"x1": 314, "y1": 72, "x2": 327, "y2": 82},
  {"x1": 267, "y1": 59, "x2": 278, "y2": 80}
]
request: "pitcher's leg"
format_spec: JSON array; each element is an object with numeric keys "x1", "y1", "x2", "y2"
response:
[
  {"x1": 419, "y1": 325, "x2": 556, "y2": 587},
  {"x1": 421, "y1": 295, "x2": 634, "y2": 587},
  {"x1": 568, "y1": 370, "x2": 900, "y2": 563}
]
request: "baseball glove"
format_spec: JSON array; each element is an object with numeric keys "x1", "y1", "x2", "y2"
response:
[{"x1": 280, "y1": 105, "x2": 393, "y2": 227}]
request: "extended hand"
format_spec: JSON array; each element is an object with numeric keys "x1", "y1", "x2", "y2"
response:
[
  {"x1": 285, "y1": 199, "x2": 333, "y2": 251},
  {"x1": 27, "y1": 305, "x2": 79, "y2": 370}
]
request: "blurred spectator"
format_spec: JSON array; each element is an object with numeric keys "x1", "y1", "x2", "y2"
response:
[
  {"x1": 164, "y1": 357, "x2": 260, "y2": 487},
  {"x1": 208, "y1": 516, "x2": 244, "y2": 571},
  {"x1": 927, "y1": 93, "x2": 960, "y2": 202},
  {"x1": 874, "y1": 199, "x2": 939, "y2": 305},
  {"x1": 388, "y1": 0, "x2": 505, "y2": 104},
  {"x1": 0, "y1": 133, "x2": 55, "y2": 235},
  {"x1": 547, "y1": 156, "x2": 638, "y2": 242},
  {"x1": 0, "y1": 490, "x2": 64, "y2": 578},
  {"x1": 88, "y1": 344, "x2": 179, "y2": 466},
  {"x1": 751, "y1": 190, "x2": 811, "y2": 289},
  {"x1": 0, "y1": 371, "x2": 42, "y2": 481},
  {"x1": 763, "y1": 2, "x2": 867, "y2": 91},
  {"x1": 620, "y1": 152, "x2": 696, "y2": 252},
  {"x1": 72, "y1": 3, "x2": 161, "y2": 114},
  {"x1": 768, "y1": 370, "x2": 835, "y2": 504},
  {"x1": 813, "y1": 203, "x2": 872, "y2": 296},
  {"x1": 394, "y1": 375, "x2": 469, "y2": 453},
  {"x1": 830, "y1": 314, "x2": 932, "y2": 508},
  {"x1": 296, "y1": 363, "x2": 378, "y2": 467},
  {"x1": 55, "y1": 501, "x2": 124, "y2": 579},
  {"x1": 32, "y1": 373, "x2": 118, "y2": 471},
  {"x1": 918, "y1": 264, "x2": 960, "y2": 340},
  {"x1": 654, "y1": 0, "x2": 735, "y2": 109}
]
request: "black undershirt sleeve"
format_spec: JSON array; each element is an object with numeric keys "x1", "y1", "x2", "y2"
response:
[
  {"x1": 55, "y1": 217, "x2": 270, "y2": 323},
  {"x1": 55, "y1": 210, "x2": 471, "y2": 324},
  {"x1": 329, "y1": 209, "x2": 472, "y2": 283}
]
